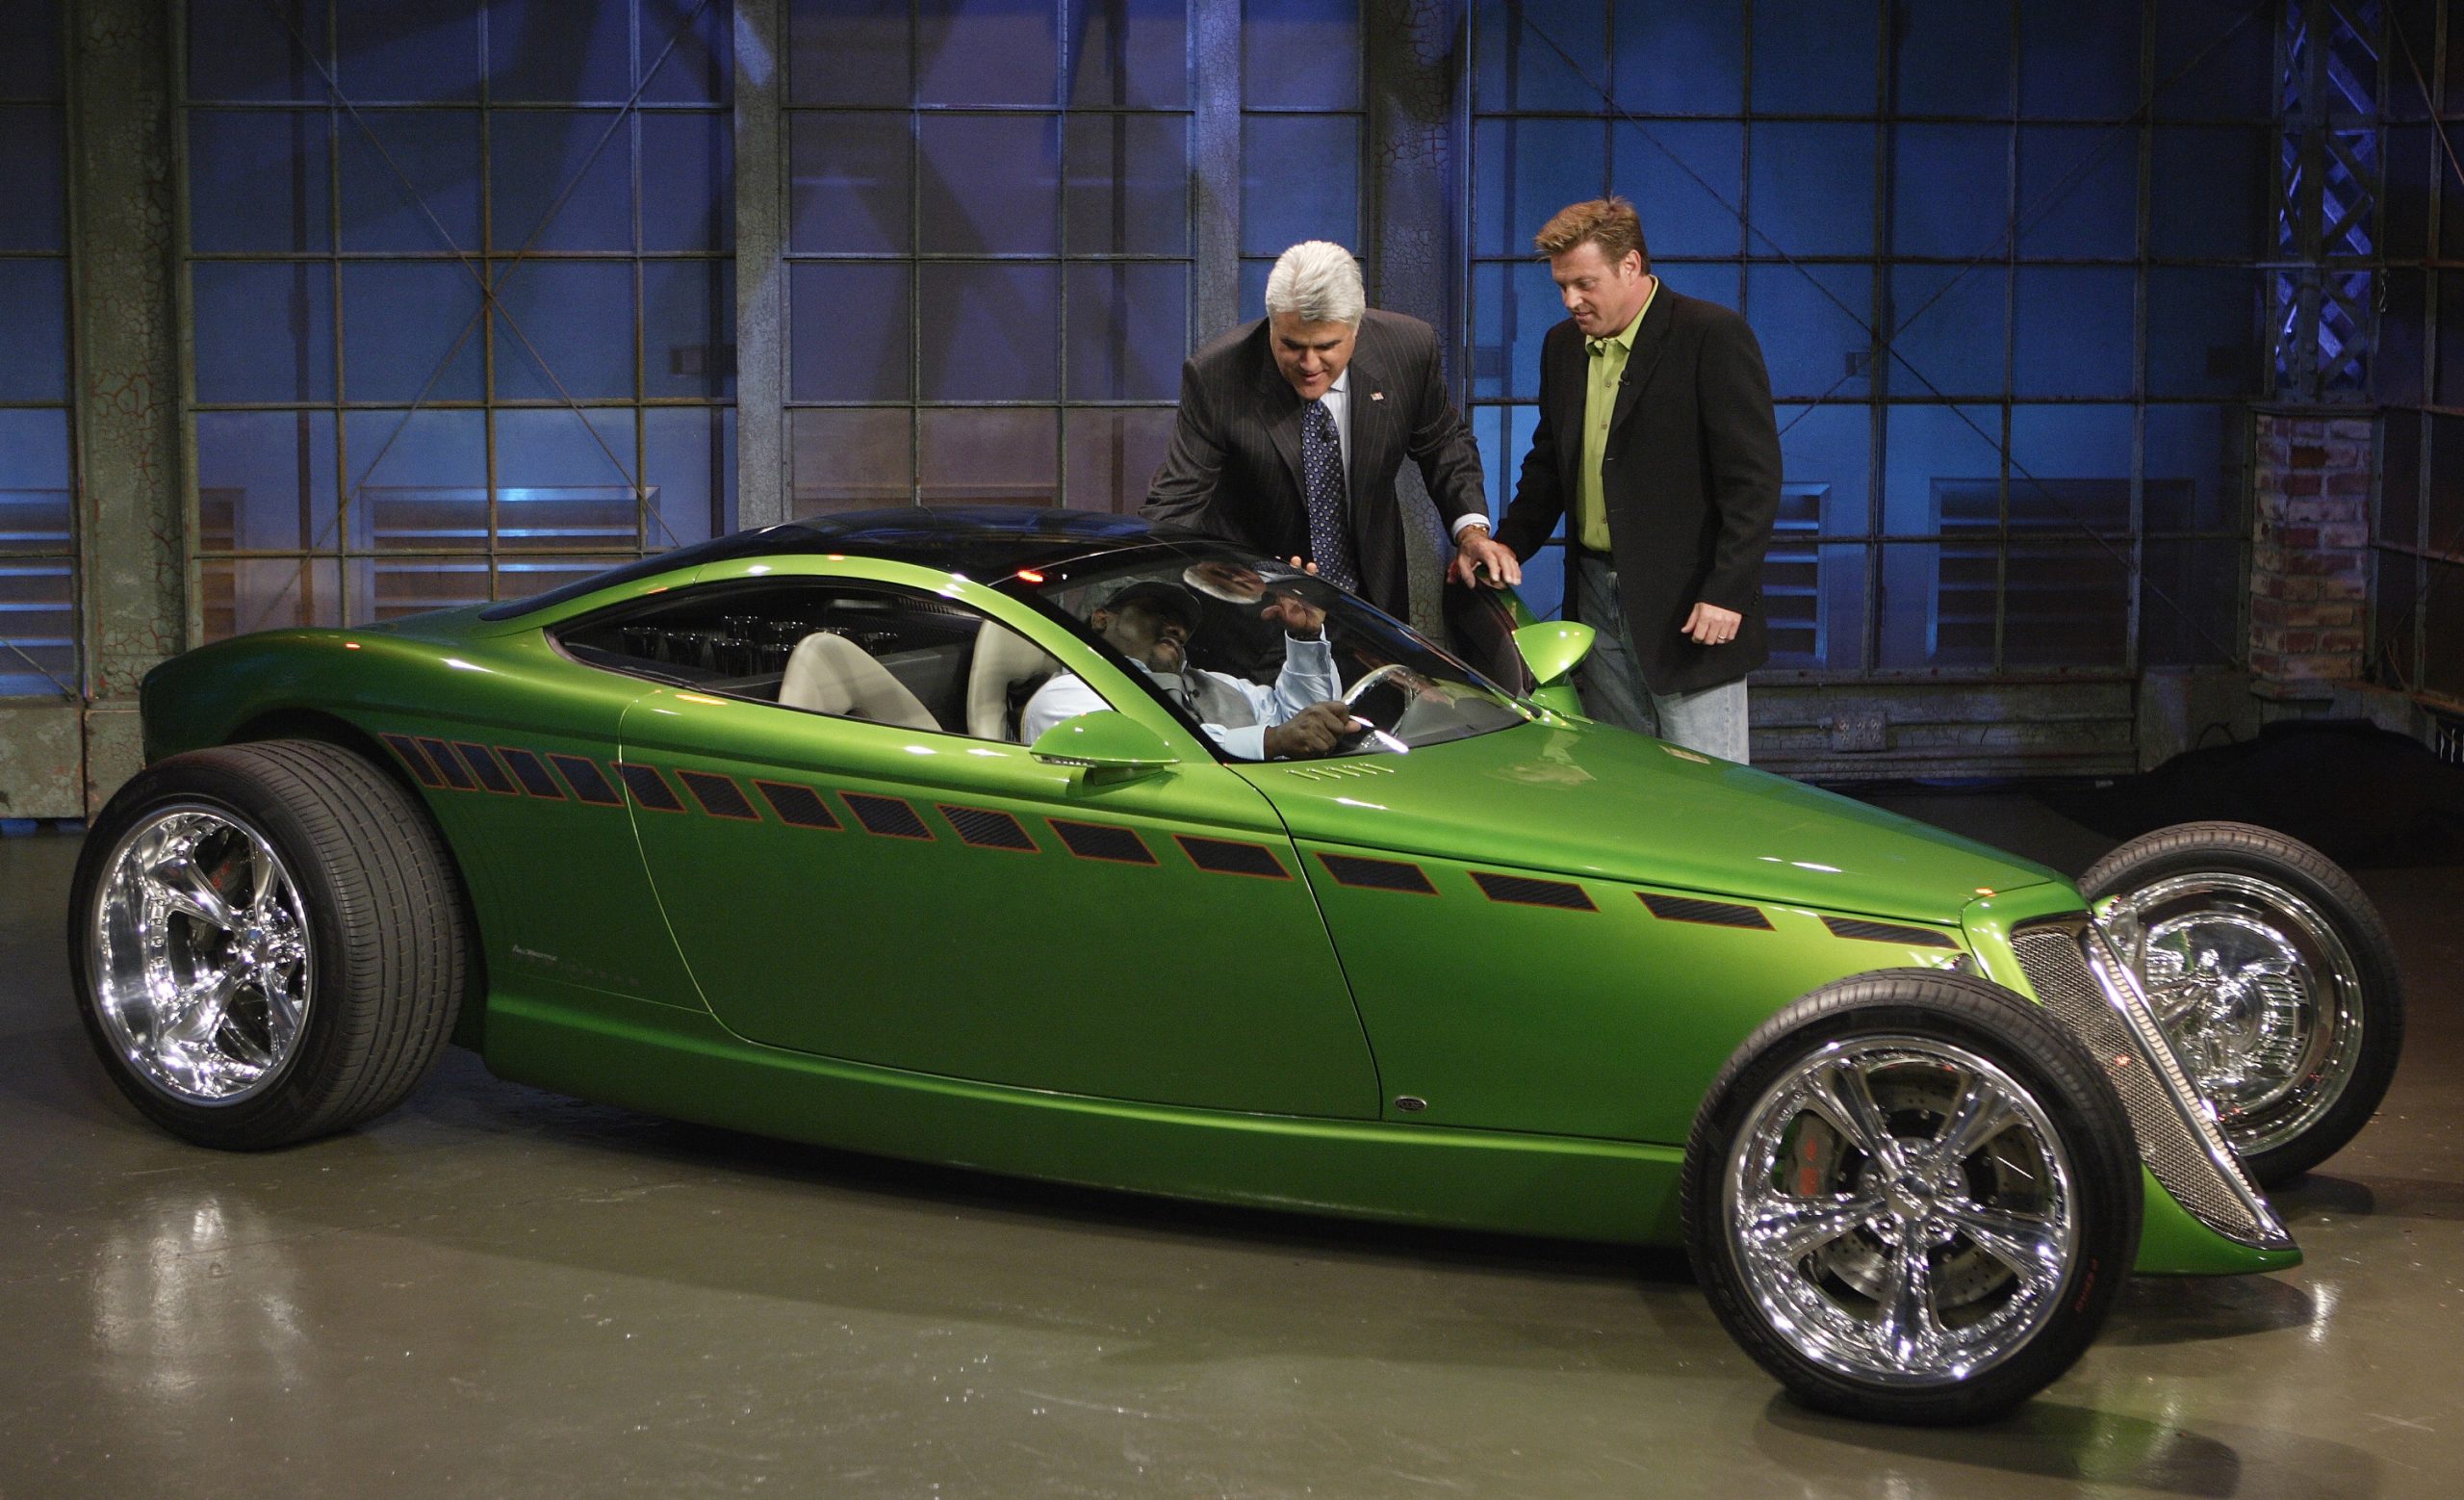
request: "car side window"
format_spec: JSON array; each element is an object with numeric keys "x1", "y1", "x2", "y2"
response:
[{"x1": 555, "y1": 581, "x2": 1067, "y2": 742}]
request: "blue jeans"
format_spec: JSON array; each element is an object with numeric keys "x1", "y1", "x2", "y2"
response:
[{"x1": 1569, "y1": 551, "x2": 1752, "y2": 763}]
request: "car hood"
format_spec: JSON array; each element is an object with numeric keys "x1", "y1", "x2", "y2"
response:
[{"x1": 1240, "y1": 720, "x2": 2065, "y2": 923}]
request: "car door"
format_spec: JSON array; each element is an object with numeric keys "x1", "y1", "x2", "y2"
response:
[{"x1": 598, "y1": 559, "x2": 1379, "y2": 1120}]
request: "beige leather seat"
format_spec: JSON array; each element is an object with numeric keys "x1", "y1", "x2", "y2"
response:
[
  {"x1": 964, "y1": 621, "x2": 1062, "y2": 740},
  {"x1": 777, "y1": 631, "x2": 940, "y2": 731}
]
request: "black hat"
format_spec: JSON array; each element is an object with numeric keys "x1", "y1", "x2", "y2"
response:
[{"x1": 1097, "y1": 580, "x2": 1202, "y2": 633}]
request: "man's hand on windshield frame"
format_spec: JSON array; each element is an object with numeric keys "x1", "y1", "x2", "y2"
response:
[{"x1": 1448, "y1": 527, "x2": 1521, "y2": 588}]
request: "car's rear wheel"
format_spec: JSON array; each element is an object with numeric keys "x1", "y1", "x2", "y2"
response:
[
  {"x1": 1681, "y1": 970, "x2": 2140, "y2": 1426},
  {"x1": 2079, "y1": 819, "x2": 2402, "y2": 1186},
  {"x1": 68, "y1": 739, "x2": 467, "y2": 1150}
]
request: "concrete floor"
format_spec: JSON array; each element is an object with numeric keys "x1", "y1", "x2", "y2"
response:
[{"x1": 4, "y1": 798, "x2": 2460, "y2": 1498}]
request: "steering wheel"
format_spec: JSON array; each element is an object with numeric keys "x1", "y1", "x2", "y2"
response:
[{"x1": 1332, "y1": 662, "x2": 1420, "y2": 752}]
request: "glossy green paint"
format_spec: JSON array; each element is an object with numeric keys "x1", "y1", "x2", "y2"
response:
[
  {"x1": 1026, "y1": 710, "x2": 1179, "y2": 771},
  {"x1": 616, "y1": 688, "x2": 1381, "y2": 1119},
  {"x1": 485, "y1": 985, "x2": 1692, "y2": 1243},
  {"x1": 1252, "y1": 723, "x2": 2062, "y2": 921},
  {"x1": 132, "y1": 549, "x2": 2285, "y2": 1271},
  {"x1": 535, "y1": 555, "x2": 1364, "y2": 1117},
  {"x1": 1502, "y1": 585, "x2": 1588, "y2": 717},
  {"x1": 2132, "y1": 1167, "x2": 2300, "y2": 1275},
  {"x1": 138, "y1": 617, "x2": 710, "y2": 1029},
  {"x1": 1511, "y1": 620, "x2": 1596, "y2": 688}
]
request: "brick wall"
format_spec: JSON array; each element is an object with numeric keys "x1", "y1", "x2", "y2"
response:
[{"x1": 2249, "y1": 410, "x2": 2374, "y2": 695}]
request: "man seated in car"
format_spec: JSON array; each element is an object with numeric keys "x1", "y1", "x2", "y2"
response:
[{"x1": 1021, "y1": 579, "x2": 1356, "y2": 760}]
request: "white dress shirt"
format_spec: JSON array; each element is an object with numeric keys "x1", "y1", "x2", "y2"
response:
[
  {"x1": 1321, "y1": 367, "x2": 1351, "y2": 478},
  {"x1": 1020, "y1": 635, "x2": 1341, "y2": 762}
]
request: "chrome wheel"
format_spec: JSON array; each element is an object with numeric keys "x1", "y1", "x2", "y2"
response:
[
  {"x1": 1722, "y1": 1038, "x2": 2078, "y2": 1387},
  {"x1": 2105, "y1": 872, "x2": 2363, "y2": 1162},
  {"x1": 88, "y1": 803, "x2": 314, "y2": 1106}
]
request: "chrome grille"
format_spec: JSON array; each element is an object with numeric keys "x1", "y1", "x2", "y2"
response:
[{"x1": 2012, "y1": 922, "x2": 2289, "y2": 1250}]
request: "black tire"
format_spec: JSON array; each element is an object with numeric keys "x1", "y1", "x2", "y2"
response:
[
  {"x1": 1681, "y1": 970, "x2": 2141, "y2": 1426},
  {"x1": 67, "y1": 739, "x2": 467, "y2": 1150},
  {"x1": 2079, "y1": 820, "x2": 2402, "y2": 1186}
]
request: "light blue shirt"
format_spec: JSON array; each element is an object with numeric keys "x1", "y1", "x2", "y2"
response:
[{"x1": 1020, "y1": 635, "x2": 1341, "y2": 761}]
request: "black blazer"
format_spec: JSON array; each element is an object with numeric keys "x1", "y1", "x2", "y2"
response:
[
  {"x1": 1495, "y1": 288, "x2": 1783, "y2": 696},
  {"x1": 1142, "y1": 309, "x2": 1487, "y2": 618}
]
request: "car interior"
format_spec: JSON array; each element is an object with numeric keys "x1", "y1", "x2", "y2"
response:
[{"x1": 555, "y1": 582, "x2": 1065, "y2": 743}]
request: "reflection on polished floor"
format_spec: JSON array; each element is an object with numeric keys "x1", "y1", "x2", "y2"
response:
[{"x1": 4, "y1": 799, "x2": 2460, "y2": 1499}]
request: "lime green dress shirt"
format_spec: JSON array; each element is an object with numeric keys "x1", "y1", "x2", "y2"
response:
[{"x1": 1573, "y1": 280, "x2": 1658, "y2": 555}]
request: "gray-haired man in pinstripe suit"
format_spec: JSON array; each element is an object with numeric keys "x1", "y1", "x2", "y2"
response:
[{"x1": 1142, "y1": 242, "x2": 1506, "y2": 621}]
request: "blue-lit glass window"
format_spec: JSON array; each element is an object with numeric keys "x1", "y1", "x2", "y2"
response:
[
  {"x1": 783, "y1": 0, "x2": 1204, "y2": 515},
  {"x1": 1895, "y1": 0, "x2": 2012, "y2": 117},
  {"x1": 1, "y1": 6, "x2": 72, "y2": 699},
  {"x1": 1749, "y1": 264, "x2": 1873, "y2": 401},
  {"x1": 1746, "y1": 124, "x2": 1875, "y2": 260},
  {"x1": 184, "y1": 0, "x2": 738, "y2": 640},
  {"x1": 1611, "y1": 1, "x2": 1743, "y2": 116},
  {"x1": 1238, "y1": 0, "x2": 1365, "y2": 326},
  {"x1": 1467, "y1": 0, "x2": 2263, "y2": 677},
  {"x1": 2016, "y1": 126, "x2": 2138, "y2": 260},
  {"x1": 0, "y1": 105, "x2": 65, "y2": 251},
  {"x1": 2019, "y1": 0, "x2": 2143, "y2": 120},
  {"x1": 1618, "y1": 121, "x2": 1742, "y2": 259},
  {"x1": 1748, "y1": 0, "x2": 1878, "y2": 116}
]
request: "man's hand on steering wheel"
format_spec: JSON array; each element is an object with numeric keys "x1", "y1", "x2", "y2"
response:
[{"x1": 1262, "y1": 701, "x2": 1355, "y2": 760}]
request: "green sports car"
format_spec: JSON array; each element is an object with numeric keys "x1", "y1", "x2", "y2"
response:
[{"x1": 69, "y1": 508, "x2": 2404, "y2": 1425}]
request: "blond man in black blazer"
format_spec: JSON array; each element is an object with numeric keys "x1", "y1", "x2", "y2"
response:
[
  {"x1": 1143, "y1": 242, "x2": 1492, "y2": 620},
  {"x1": 1484, "y1": 198, "x2": 1782, "y2": 762}
]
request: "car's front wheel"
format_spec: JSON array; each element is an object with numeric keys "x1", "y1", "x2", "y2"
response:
[
  {"x1": 1681, "y1": 970, "x2": 2140, "y2": 1426},
  {"x1": 68, "y1": 739, "x2": 468, "y2": 1150},
  {"x1": 2080, "y1": 820, "x2": 2402, "y2": 1186}
]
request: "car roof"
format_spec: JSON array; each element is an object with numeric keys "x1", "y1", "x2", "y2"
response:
[{"x1": 478, "y1": 506, "x2": 1197, "y2": 620}]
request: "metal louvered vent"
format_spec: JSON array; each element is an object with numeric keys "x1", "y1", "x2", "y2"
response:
[
  {"x1": 2011, "y1": 922, "x2": 2288, "y2": 1250},
  {"x1": 1470, "y1": 871, "x2": 1596, "y2": 910},
  {"x1": 1822, "y1": 915, "x2": 1958, "y2": 948},
  {"x1": 1639, "y1": 893, "x2": 1772, "y2": 929}
]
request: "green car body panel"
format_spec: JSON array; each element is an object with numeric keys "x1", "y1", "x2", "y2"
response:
[{"x1": 136, "y1": 535, "x2": 2291, "y2": 1278}]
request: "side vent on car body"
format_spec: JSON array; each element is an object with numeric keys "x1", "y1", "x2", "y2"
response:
[
  {"x1": 614, "y1": 763, "x2": 686, "y2": 814},
  {"x1": 940, "y1": 804, "x2": 1038, "y2": 850},
  {"x1": 844, "y1": 793, "x2": 934, "y2": 840},
  {"x1": 1822, "y1": 915, "x2": 1958, "y2": 949},
  {"x1": 497, "y1": 746, "x2": 566, "y2": 799},
  {"x1": 418, "y1": 737, "x2": 476, "y2": 790},
  {"x1": 1178, "y1": 837, "x2": 1291, "y2": 879},
  {"x1": 382, "y1": 733, "x2": 446, "y2": 789},
  {"x1": 550, "y1": 754, "x2": 624, "y2": 806},
  {"x1": 1639, "y1": 893, "x2": 1773, "y2": 929},
  {"x1": 1471, "y1": 871, "x2": 1596, "y2": 910},
  {"x1": 454, "y1": 742, "x2": 520, "y2": 795},
  {"x1": 1282, "y1": 763, "x2": 1397, "y2": 782},
  {"x1": 1317, "y1": 853, "x2": 1438, "y2": 893},
  {"x1": 1050, "y1": 819, "x2": 1156, "y2": 864},
  {"x1": 755, "y1": 780, "x2": 840, "y2": 830},
  {"x1": 679, "y1": 769, "x2": 760, "y2": 821}
]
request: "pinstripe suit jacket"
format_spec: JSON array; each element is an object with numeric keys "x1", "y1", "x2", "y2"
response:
[{"x1": 1142, "y1": 310, "x2": 1487, "y2": 618}]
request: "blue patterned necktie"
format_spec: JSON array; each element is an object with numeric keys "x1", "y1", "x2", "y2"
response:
[{"x1": 1300, "y1": 398, "x2": 1361, "y2": 594}]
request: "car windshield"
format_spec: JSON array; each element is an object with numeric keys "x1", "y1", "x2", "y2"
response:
[{"x1": 1004, "y1": 540, "x2": 1531, "y2": 761}]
